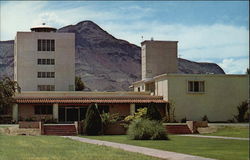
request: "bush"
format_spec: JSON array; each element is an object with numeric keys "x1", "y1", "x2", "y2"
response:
[
  {"x1": 85, "y1": 103, "x2": 103, "y2": 135},
  {"x1": 146, "y1": 102, "x2": 162, "y2": 121},
  {"x1": 124, "y1": 107, "x2": 147, "y2": 122},
  {"x1": 234, "y1": 101, "x2": 249, "y2": 122},
  {"x1": 202, "y1": 115, "x2": 209, "y2": 122},
  {"x1": 101, "y1": 113, "x2": 121, "y2": 131},
  {"x1": 127, "y1": 118, "x2": 168, "y2": 140}
]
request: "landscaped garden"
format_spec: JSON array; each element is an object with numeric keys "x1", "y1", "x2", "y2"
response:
[{"x1": 0, "y1": 135, "x2": 161, "y2": 160}]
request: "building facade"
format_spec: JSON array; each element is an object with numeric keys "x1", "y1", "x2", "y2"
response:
[
  {"x1": 133, "y1": 40, "x2": 249, "y2": 121},
  {"x1": 14, "y1": 24, "x2": 75, "y2": 91}
]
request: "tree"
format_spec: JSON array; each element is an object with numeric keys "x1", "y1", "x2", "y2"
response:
[
  {"x1": 0, "y1": 77, "x2": 20, "y2": 114},
  {"x1": 75, "y1": 76, "x2": 85, "y2": 91},
  {"x1": 85, "y1": 103, "x2": 103, "y2": 135},
  {"x1": 234, "y1": 101, "x2": 249, "y2": 122},
  {"x1": 146, "y1": 102, "x2": 162, "y2": 121},
  {"x1": 246, "y1": 68, "x2": 250, "y2": 75}
]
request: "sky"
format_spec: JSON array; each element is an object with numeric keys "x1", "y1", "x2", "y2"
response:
[{"x1": 0, "y1": 1, "x2": 249, "y2": 74}]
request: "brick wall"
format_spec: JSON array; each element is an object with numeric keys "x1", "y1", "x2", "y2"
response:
[{"x1": 18, "y1": 104, "x2": 52, "y2": 121}]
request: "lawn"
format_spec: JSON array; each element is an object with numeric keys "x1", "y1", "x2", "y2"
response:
[
  {"x1": 82, "y1": 135, "x2": 249, "y2": 160},
  {"x1": 202, "y1": 125, "x2": 249, "y2": 138},
  {"x1": 0, "y1": 135, "x2": 161, "y2": 160}
]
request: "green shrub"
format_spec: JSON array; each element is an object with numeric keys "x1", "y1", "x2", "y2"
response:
[
  {"x1": 127, "y1": 118, "x2": 168, "y2": 140},
  {"x1": 85, "y1": 103, "x2": 103, "y2": 135},
  {"x1": 234, "y1": 101, "x2": 249, "y2": 122},
  {"x1": 146, "y1": 102, "x2": 162, "y2": 121},
  {"x1": 101, "y1": 113, "x2": 121, "y2": 131},
  {"x1": 124, "y1": 107, "x2": 147, "y2": 122}
]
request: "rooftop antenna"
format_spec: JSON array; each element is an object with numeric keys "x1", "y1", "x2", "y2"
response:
[
  {"x1": 42, "y1": 23, "x2": 46, "y2": 25},
  {"x1": 151, "y1": 37, "x2": 154, "y2": 41}
]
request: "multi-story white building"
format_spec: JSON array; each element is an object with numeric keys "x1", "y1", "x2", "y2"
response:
[{"x1": 14, "y1": 23, "x2": 75, "y2": 91}]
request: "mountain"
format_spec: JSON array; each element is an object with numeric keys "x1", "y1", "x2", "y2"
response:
[{"x1": 0, "y1": 20, "x2": 225, "y2": 91}]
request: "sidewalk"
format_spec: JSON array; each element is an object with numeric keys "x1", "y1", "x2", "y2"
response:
[
  {"x1": 63, "y1": 136, "x2": 216, "y2": 160},
  {"x1": 178, "y1": 135, "x2": 249, "y2": 141}
]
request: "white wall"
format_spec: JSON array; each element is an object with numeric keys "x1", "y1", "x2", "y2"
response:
[{"x1": 155, "y1": 74, "x2": 249, "y2": 121}]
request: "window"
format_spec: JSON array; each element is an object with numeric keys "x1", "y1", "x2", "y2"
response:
[
  {"x1": 38, "y1": 40, "x2": 42, "y2": 51},
  {"x1": 37, "y1": 72, "x2": 55, "y2": 78},
  {"x1": 34, "y1": 105, "x2": 52, "y2": 114},
  {"x1": 188, "y1": 81, "x2": 205, "y2": 93},
  {"x1": 37, "y1": 59, "x2": 55, "y2": 65},
  {"x1": 138, "y1": 87, "x2": 140, "y2": 92},
  {"x1": 37, "y1": 39, "x2": 55, "y2": 51},
  {"x1": 37, "y1": 85, "x2": 55, "y2": 91},
  {"x1": 98, "y1": 105, "x2": 109, "y2": 114},
  {"x1": 51, "y1": 59, "x2": 55, "y2": 65},
  {"x1": 51, "y1": 40, "x2": 55, "y2": 51}
]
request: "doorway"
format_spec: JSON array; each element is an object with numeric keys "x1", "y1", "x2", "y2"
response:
[{"x1": 66, "y1": 108, "x2": 79, "y2": 122}]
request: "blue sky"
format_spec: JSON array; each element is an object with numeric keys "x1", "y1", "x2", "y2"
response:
[{"x1": 0, "y1": 1, "x2": 249, "y2": 74}]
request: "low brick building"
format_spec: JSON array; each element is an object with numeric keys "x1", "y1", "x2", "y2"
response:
[{"x1": 11, "y1": 92, "x2": 167, "y2": 123}]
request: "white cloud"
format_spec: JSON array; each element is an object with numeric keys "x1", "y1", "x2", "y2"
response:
[{"x1": 218, "y1": 58, "x2": 249, "y2": 74}]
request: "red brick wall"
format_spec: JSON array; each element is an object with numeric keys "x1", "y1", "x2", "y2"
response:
[
  {"x1": 18, "y1": 104, "x2": 52, "y2": 121},
  {"x1": 109, "y1": 104, "x2": 130, "y2": 116}
]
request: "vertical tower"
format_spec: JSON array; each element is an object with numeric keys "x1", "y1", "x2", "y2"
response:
[
  {"x1": 14, "y1": 23, "x2": 75, "y2": 91},
  {"x1": 141, "y1": 40, "x2": 178, "y2": 79}
]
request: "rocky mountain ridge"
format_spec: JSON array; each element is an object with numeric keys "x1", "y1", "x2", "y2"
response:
[{"x1": 0, "y1": 20, "x2": 225, "y2": 91}]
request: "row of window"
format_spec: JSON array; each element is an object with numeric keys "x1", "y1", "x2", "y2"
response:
[
  {"x1": 34, "y1": 105, "x2": 53, "y2": 115},
  {"x1": 38, "y1": 59, "x2": 55, "y2": 65},
  {"x1": 38, "y1": 39, "x2": 55, "y2": 51},
  {"x1": 37, "y1": 85, "x2": 55, "y2": 91},
  {"x1": 37, "y1": 72, "x2": 55, "y2": 78}
]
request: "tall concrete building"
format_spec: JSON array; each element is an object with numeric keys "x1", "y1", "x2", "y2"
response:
[
  {"x1": 141, "y1": 40, "x2": 178, "y2": 80},
  {"x1": 14, "y1": 24, "x2": 75, "y2": 91}
]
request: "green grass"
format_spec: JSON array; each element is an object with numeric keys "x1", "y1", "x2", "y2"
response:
[
  {"x1": 203, "y1": 125, "x2": 249, "y2": 138},
  {"x1": 82, "y1": 135, "x2": 249, "y2": 160},
  {"x1": 0, "y1": 135, "x2": 161, "y2": 160}
]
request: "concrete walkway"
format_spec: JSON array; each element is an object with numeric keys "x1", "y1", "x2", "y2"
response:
[
  {"x1": 63, "y1": 136, "x2": 216, "y2": 160},
  {"x1": 178, "y1": 135, "x2": 249, "y2": 141}
]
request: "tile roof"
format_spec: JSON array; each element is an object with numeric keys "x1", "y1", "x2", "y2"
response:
[{"x1": 14, "y1": 95, "x2": 167, "y2": 104}]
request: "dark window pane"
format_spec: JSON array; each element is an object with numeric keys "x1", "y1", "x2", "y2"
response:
[
  {"x1": 47, "y1": 40, "x2": 50, "y2": 51},
  {"x1": 51, "y1": 40, "x2": 55, "y2": 51},
  {"x1": 98, "y1": 105, "x2": 109, "y2": 114},
  {"x1": 188, "y1": 81, "x2": 193, "y2": 92},
  {"x1": 41, "y1": 107, "x2": 46, "y2": 114},
  {"x1": 59, "y1": 107, "x2": 65, "y2": 122},
  {"x1": 51, "y1": 72, "x2": 55, "y2": 78},
  {"x1": 51, "y1": 59, "x2": 55, "y2": 65},
  {"x1": 80, "y1": 107, "x2": 87, "y2": 120},
  {"x1": 42, "y1": 40, "x2": 46, "y2": 51},
  {"x1": 42, "y1": 72, "x2": 46, "y2": 78},
  {"x1": 38, "y1": 40, "x2": 41, "y2": 51},
  {"x1": 47, "y1": 59, "x2": 50, "y2": 65},
  {"x1": 34, "y1": 106, "x2": 41, "y2": 114},
  {"x1": 194, "y1": 82, "x2": 199, "y2": 92},
  {"x1": 47, "y1": 106, "x2": 52, "y2": 114},
  {"x1": 38, "y1": 72, "x2": 41, "y2": 78},
  {"x1": 38, "y1": 59, "x2": 41, "y2": 64},
  {"x1": 42, "y1": 59, "x2": 46, "y2": 64}
]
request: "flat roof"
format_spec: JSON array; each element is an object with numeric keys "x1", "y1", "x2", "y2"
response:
[{"x1": 141, "y1": 40, "x2": 178, "y2": 45}]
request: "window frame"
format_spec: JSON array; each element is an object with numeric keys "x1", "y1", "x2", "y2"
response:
[{"x1": 187, "y1": 81, "x2": 205, "y2": 93}]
